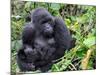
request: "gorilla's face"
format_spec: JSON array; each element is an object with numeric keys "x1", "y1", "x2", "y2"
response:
[
  {"x1": 40, "y1": 15, "x2": 54, "y2": 37},
  {"x1": 42, "y1": 22, "x2": 54, "y2": 38},
  {"x1": 36, "y1": 17, "x2": 54, "y2": 38},
  {"x1": 31, "y1": 8, "x2": 55, "y2": 38}
]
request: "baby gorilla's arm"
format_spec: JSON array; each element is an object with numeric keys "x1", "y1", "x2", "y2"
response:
[
  {"x1": 17, "y1": 49, "x2": 35, "y2": 71},
  {"x1": 17, "y1": 57, "x2": 35, "y2": 71}
]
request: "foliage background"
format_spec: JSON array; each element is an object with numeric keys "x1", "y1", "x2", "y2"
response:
[{"x1": 11, "y1": 1, "x2": 96, "y2": 74}]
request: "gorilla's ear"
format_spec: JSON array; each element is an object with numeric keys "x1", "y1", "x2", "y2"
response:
[{"x1": 54, "y1": 17, "x2": 74, "y2": 50}]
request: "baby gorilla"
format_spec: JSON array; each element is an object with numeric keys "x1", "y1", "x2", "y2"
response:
[
  {"x1": 17, "y1": 38, "x2": 55, "y2": 71},
  {"x1": 17, "y1": 45, "x2": 36, "y2": 71},
  {"x1": 17, "y1": 7, "x2": 75, "y2": 72}
]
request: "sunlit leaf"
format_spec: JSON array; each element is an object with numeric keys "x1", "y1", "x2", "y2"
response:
[
  {"x1": 83, "y1": 36, "x2": 96, "y2": 47},
  {"x1": 65, "y1": 19, "x2": 71, "y2": 26}
]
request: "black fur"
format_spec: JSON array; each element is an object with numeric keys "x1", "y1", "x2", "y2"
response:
[{"x1": 17, "y1": 8, "x2": 75, "y2": 72}]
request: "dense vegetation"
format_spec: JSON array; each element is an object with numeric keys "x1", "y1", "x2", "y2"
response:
[{"x1": 11, "y1": 1, "x2": 96, "y2": 74}]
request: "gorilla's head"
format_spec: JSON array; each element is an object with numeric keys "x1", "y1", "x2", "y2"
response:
[
  {"x1": 31, "y1": 8, "x2": 53, "y2": 23},
  {"x1": 31, "y1": 8, "x2": 55, "y2": 38}
]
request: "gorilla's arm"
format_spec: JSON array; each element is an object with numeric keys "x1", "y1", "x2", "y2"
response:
[
  {"x1": 53, "y1": 17, "x2": 75, "y2": 59},
  {"x1": 54, "y1": 17, "x2": 72, "y2": 49},
  {"x1": 22, "y1": 22, "x2": 35, "y2": 46}
]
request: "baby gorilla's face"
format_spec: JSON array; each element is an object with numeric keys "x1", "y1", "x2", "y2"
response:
[{"x1": 24, "y1": 45, "x2": 39, "y2": 63}]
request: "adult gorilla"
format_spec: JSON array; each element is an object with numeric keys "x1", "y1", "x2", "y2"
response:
[{"x1": 17, "y1": 8, "x2": 75, "y2": 72}]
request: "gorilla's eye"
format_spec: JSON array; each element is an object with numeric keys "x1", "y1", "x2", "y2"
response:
[
  {"x1": 41, "y1": 17, "x2": 53, "y2": 24},
  {"x1": 48, "y1": 20, "x2": 52, "y2": 24}
]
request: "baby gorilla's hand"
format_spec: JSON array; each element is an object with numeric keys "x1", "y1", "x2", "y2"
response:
[{"x1": 27, "y1": 63, "x2": 35, "y2": 70}]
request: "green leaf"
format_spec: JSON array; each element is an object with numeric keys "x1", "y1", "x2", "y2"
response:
[
  {"x1": 11, "y1": 40, "x2": 22, "y2": 51},
  {"x1": 25, "y1": 2, "x2": 31, "y2": 9},
  {"x1": 65, "y1": 19, "x2": 71, "y2": 26},
  {"x1": 50, "y1": 4, "x2": 60, "y2": 10},
  {"x1": 83, "y1": 36, "x2": 96, "y2": 48},
  {"x1": 60, "y1": 60, "x2": 71, "y2": 71},
  {"x1": 51, "y1": 64, "x2": 60, "y2": 72}
]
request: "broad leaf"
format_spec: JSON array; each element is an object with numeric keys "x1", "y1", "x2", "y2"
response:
[
  {"x1": 83, "y1": 36, "x2": 96, "y2": 48},
  {"x1": 50, "y1": 4, "x2": 60, "y2": 10}
]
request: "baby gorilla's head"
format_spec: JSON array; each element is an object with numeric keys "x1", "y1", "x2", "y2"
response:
[{"x1": 23, "y1": 45, "x2": 40, "y2": 63}]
